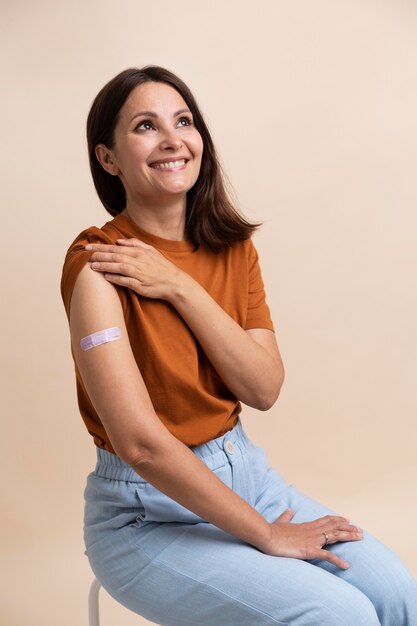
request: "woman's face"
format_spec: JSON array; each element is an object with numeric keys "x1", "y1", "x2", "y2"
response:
[{"x1": 97, "y1": 81, "x2": 204, "y2": 203}]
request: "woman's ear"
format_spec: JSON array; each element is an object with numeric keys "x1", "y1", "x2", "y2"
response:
[{"x1": 95, "y1": 144, "x2": 119, "y2": 176}]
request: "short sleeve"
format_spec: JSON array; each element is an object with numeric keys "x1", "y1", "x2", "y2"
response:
[
  {"x1": 245, "y1": 239, "x2": 275, "y2": 332},
  {"x1": 60, "y1": 226, "x2": 127, "y2": 320}
]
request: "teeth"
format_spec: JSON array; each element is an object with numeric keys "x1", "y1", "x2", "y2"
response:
[{"x1": 151, "y1": 159, "x2": 186, "y2": 169}]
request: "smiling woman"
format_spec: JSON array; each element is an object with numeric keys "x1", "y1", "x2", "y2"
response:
[
  {"x1": 86, "y1": 65, "x2": 258, "y2": 251},
  {"x1": 60, "y1": 66, "x2": 417, "y2": 625}
]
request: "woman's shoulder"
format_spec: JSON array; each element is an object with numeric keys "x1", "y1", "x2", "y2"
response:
[
  {"x1": 63, "y1": 217, "x2": 120, "y2": 253},
  {"x1": 228, "y1": 235, "x2": 260, "y2": 262},
  {"x1": 60, "y1": 217, "x2": 122, "y2": 317}
]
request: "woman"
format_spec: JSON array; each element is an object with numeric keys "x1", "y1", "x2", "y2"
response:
[{"x1": 61, "y1": 66, "x2": 416, "y2": 625}]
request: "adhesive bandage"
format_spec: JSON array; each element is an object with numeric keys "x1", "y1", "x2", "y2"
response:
[{"x1": 80, "y1": 327, "x2": 121, "y2": 351}]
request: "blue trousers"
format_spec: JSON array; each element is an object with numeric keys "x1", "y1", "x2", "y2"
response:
[{"x1": 84, "y1": 416, "x2": 417, "y2": 625}]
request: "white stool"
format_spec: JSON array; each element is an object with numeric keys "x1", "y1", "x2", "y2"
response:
[{"x1": 88, "y1": 577, "x2": 102, "y2": 626}]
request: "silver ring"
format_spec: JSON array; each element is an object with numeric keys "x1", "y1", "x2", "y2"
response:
[{"x1": 323, "y1": 532, "x2": 329, "y2": 547}]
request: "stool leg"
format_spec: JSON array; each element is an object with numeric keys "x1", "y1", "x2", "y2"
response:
[{"x1": 88, "y1": 577, "x2": 101, "y2": 626}]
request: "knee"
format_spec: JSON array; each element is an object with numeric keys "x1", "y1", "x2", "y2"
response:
[
  {"x1": 305, "y1": 586, "x2": 380, "y2": 626},
  {"x1": 369, "y1": 559, "x2": 417, "y2": 625},
  {"x1": 337, "y1": 531, "x2": 417, "y2": 624}
]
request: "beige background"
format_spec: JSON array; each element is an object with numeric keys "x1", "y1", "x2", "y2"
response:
[{"x1": 1, "y1": 0, "x2": 416, "y2": 624}]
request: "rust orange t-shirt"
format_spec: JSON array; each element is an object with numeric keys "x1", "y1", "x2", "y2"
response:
[{"x1": 60, "y1": 213, "x2": 275, "y2": 453}]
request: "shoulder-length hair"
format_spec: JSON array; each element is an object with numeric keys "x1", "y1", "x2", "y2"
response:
[{"x1": 86, "y1": 65, "x2": 261, "y2": 252}]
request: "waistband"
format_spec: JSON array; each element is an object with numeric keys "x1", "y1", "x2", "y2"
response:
[{"x1": 93, "y1": 416, "x2": 250, "y2": 482}]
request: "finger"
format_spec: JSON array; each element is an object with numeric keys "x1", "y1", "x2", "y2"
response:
[
  {"x1": 116, "y1": 238, "x2": 153, "y2": 249},
  {"x1": 315, "y1": 515, "x2": 350, "y2": 528},
  {"x1": 322, "y1": 523, "x2": 363, "y2": 543},
  {"x1": 331, "y1": 522, "x2": 363, "y2": 536},
  {"x1": 103, "y1": 273, "x2": 142, "y2": 290},
  {"x1": 326, "y1": 530, "x2": 363, "y2": 544},
  {"x1": 314, "y1": 549, "x2": 350, "y2": 570},
  {"x1": 90, "y1": 261, "x2": 137, "y2": 277},
  {"x1": 89, "y1": 252, "x2": 124, "y2": 263},
  {"x1": 274, "y1": 508, "x2": 294, "y2": 523},
  {"x1": 333, "y1": 522, "x2": 361, "y2": 531},
  {"x1": 89, "y1": 251, "x2": 139, "y2": 264},
  {"x1": 326, "y1": 524, "x2": 363, "y2": 540},
  {"x1": 85, "y1": 243, "x2": 120, "y2": 253},
  {"x1": 85, "y1": 243, "x2": 143, "y2": 256}
]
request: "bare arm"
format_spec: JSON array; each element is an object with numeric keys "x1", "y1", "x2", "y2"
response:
[
  {"x1": 69, "y1": 263, "x2": 360, "y2": 569},
  {"x1": 169, "y1": 276, "x2": 285, "y2": 410}
]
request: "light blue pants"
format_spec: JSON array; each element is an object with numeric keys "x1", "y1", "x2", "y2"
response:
[{"x1": 84, "y1": 416, "x2": 417, "y2": 625}]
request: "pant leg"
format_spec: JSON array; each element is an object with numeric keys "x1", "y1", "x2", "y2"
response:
[
  {"x1": 109, "y1": 519, "x2": 381, "y2": 626},
  {"x1": 256, "y1": 465, "x2": 417, "y2": 626},
  {"x1": 83, "y1": 416, "x2": 415, "y2": 625}
]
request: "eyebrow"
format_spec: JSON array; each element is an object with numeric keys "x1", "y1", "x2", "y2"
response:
[{"x1": 130, "y1": 108, "x2": 191, "y2": 123}]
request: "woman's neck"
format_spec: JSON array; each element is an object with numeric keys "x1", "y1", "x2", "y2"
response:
[{"x1": 123, "y1": 195, "x2": 187, "y2": 241}]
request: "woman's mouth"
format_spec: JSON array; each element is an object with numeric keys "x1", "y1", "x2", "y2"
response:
[{"x1": 150, "y1": 159, "x2": 188, "y2": 171}]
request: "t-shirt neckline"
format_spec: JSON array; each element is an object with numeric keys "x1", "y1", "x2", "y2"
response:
[{"x1": 112, "y1": 213, "x2": 195, "y2": 252}]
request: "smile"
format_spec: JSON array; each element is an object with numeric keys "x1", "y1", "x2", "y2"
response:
[{"x1": 150, "y1": 159, "x2": 188, "y2": 170}]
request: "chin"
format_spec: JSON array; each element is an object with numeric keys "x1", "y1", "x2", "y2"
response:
[{"x1": 165, "y1": 181, "x2": 196, "y2": 195}]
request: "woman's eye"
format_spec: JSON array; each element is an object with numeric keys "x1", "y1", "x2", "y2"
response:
[
  {"x1": 178, "y1": 116, "x2": 192, "y2": 127},
  {"x1": 136, "y1": 120, "x2": 154, "y2": 131}
]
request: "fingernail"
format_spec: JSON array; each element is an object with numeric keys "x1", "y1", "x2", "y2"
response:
[
  {"x1": 344, "y1": 561, "x2": 350, "y2": 569},
  {"x1": 91, "y1": 262, "x2": 100, "y2": 269},
  {"x1": 85, "y1": 244, "x2": 93, "y2": 250}
]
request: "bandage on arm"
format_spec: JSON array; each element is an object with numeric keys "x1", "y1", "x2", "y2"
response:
[{"x1": 80, "y1": 327, "x2": 121, "y2": 351}]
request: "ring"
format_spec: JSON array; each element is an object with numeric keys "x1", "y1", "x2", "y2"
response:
[{"x1": 322, "y1": 532, "x2": 329, "y2": 547}]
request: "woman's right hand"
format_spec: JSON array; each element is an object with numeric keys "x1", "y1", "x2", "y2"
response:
[
  {"x1": 86, "y1": 239, "x2": 193, "y2": 302},
  {"x1": 259, "y1": 508, "x2": 364, "y2": 570}
]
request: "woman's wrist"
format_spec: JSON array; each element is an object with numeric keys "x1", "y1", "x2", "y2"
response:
[
  {"x1": 166, "y1": 271, "x2": 198, "y2": 306},
  {"x1": 251, "y1": 521, "x2": 274, "y2": 554}
]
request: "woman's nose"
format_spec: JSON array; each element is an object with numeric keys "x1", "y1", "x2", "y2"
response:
[{"x1": 159, "y1": 127, "x2": 183, "y2": 150}]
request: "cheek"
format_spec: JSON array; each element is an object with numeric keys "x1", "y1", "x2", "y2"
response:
[
  {"x1": 125, "y1": 137, "x2": 153, "y2": 162},
  {"x1": 191, "y1": 140, "x2": 203, "y2": 173},
  {"x1": 197, "y1": 135, "x2": 204, "y2": 161},
  {"x1": 188, "y1": 130, "x2": 204, "y2": 160}
]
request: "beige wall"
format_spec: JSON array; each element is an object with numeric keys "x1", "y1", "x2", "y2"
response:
[{"x1": 1, "y1": 0, "x2": 416, "y2": 624}]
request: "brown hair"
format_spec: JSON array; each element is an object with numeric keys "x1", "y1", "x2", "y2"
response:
[{"x1": 86, "y1": 65, "x2": 261, "y2": 252}]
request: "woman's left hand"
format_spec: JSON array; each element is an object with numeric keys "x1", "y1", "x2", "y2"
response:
[{"x1": 85, "y1": 238, "x2": 191, "y2": 302}]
